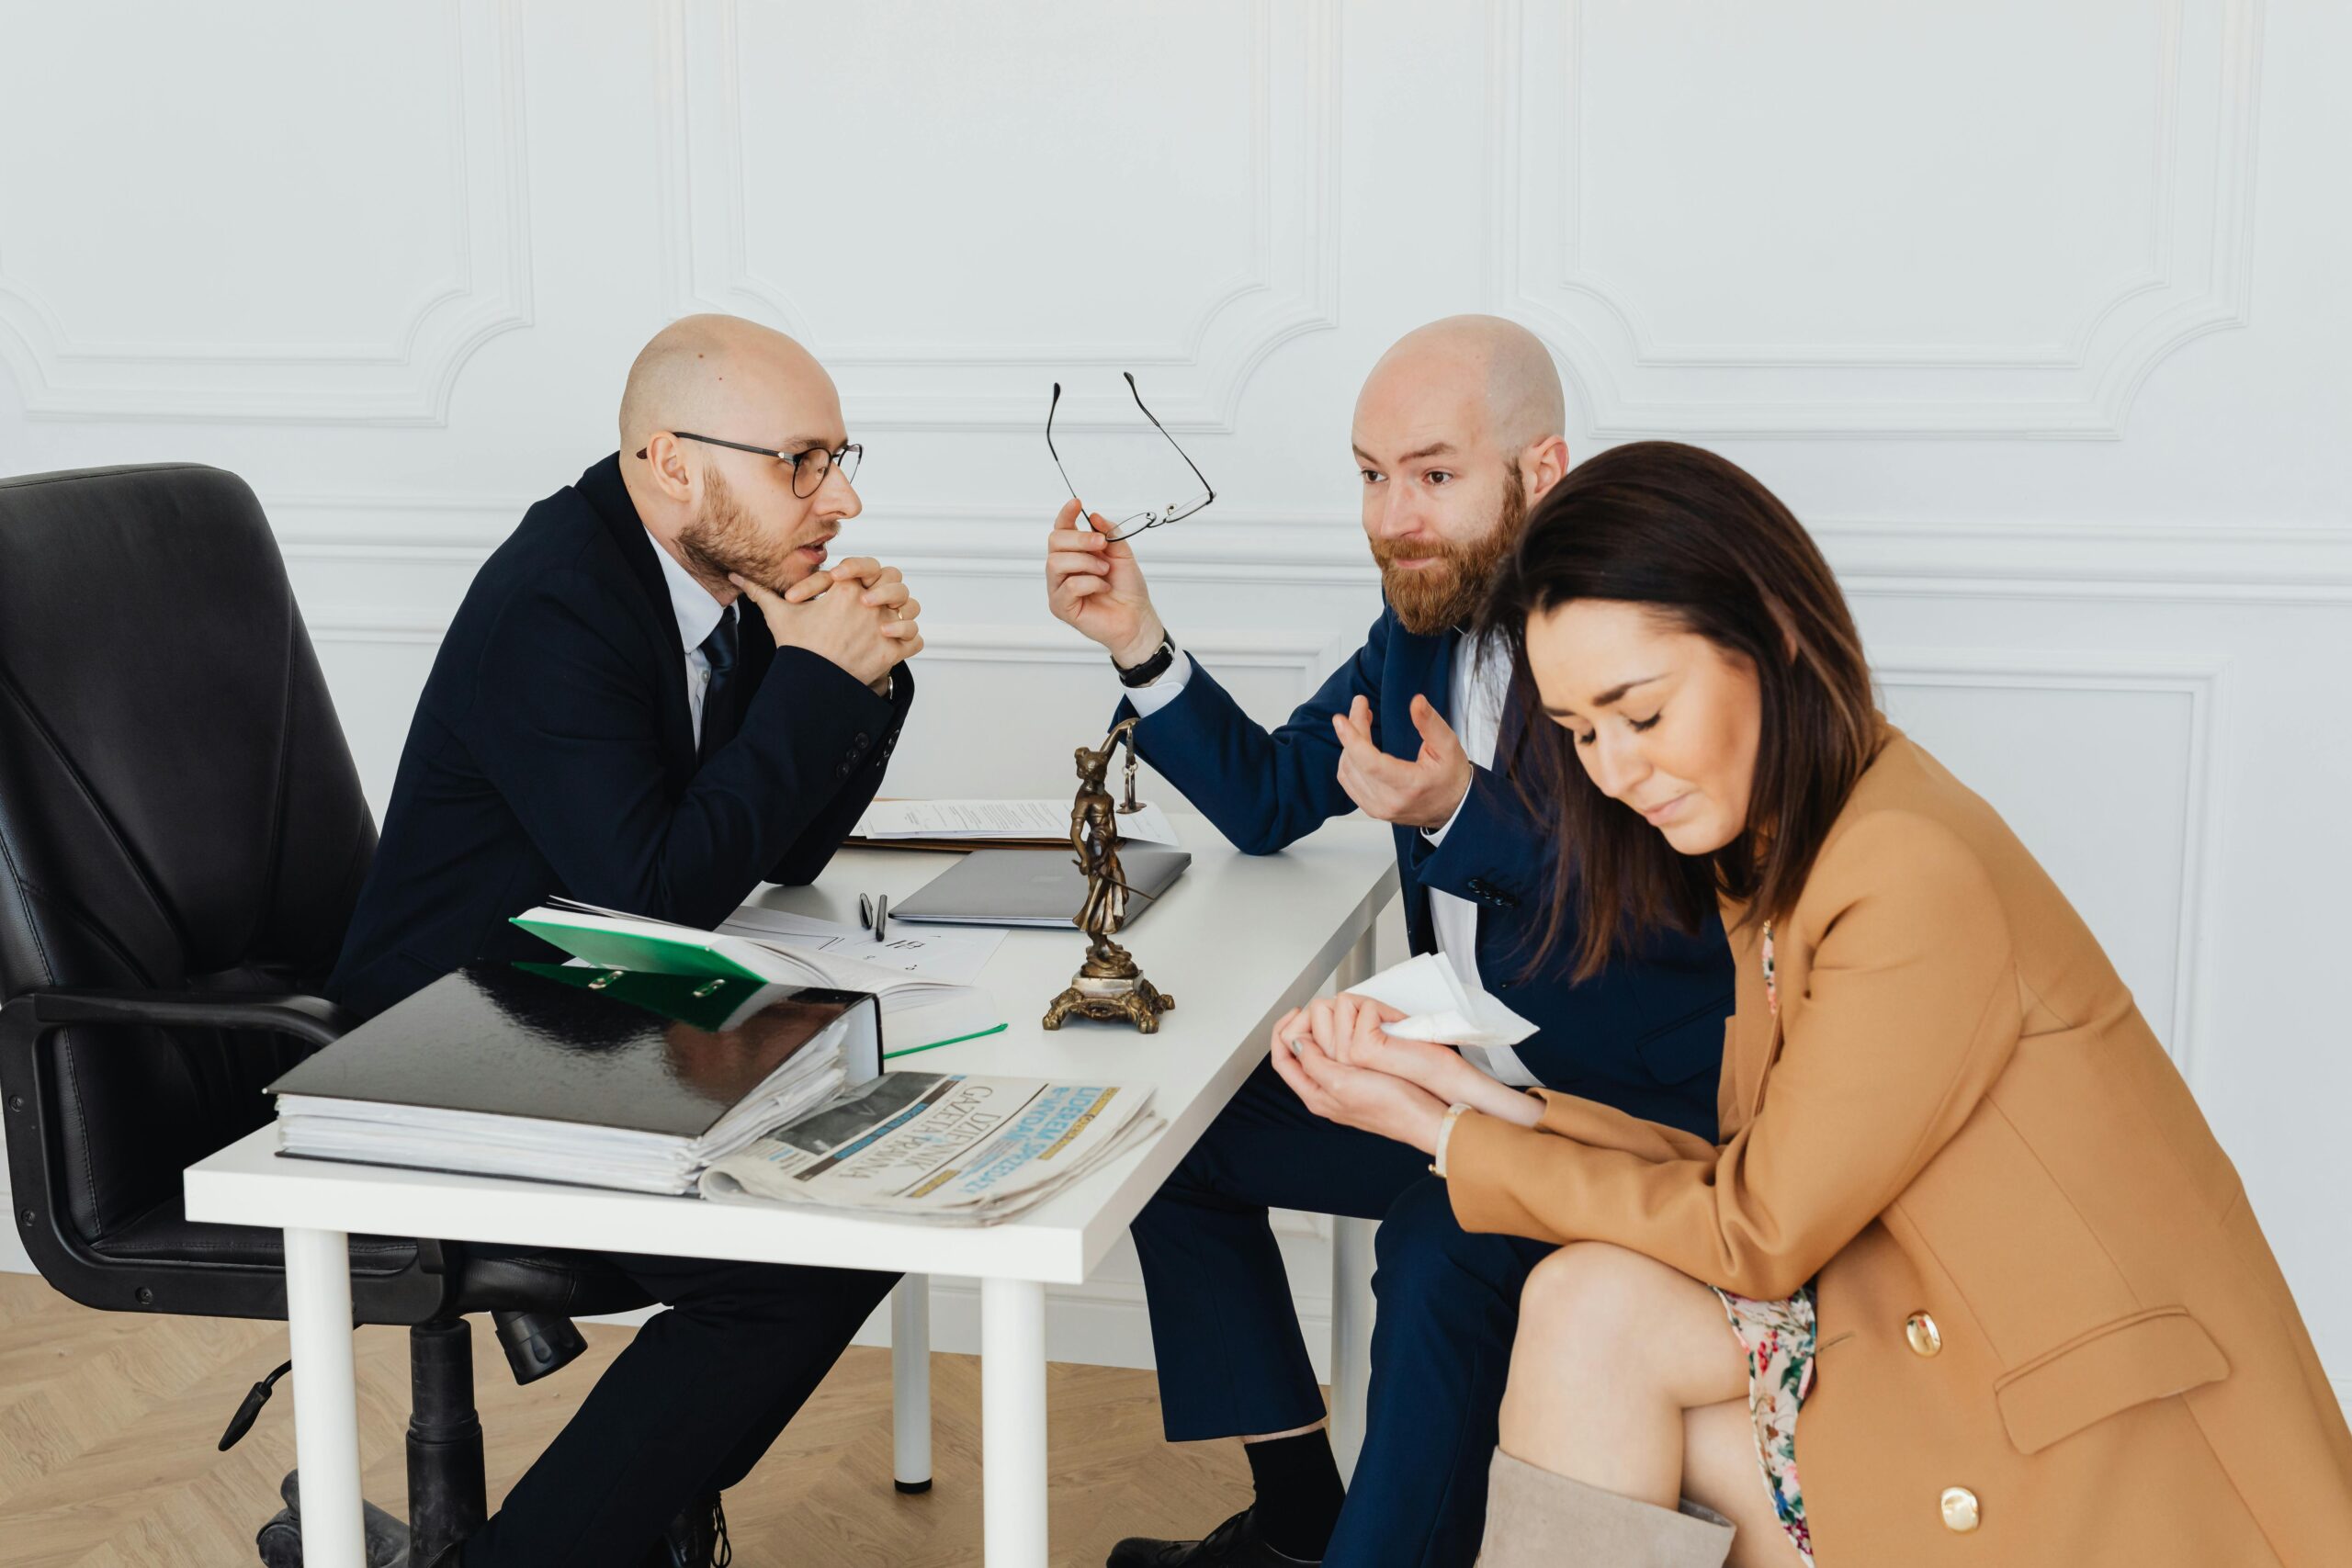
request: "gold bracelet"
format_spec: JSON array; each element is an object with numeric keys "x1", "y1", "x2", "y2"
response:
[{"x1": 1430, "y1": 1102, "x2": 1472, "y2": 1179}]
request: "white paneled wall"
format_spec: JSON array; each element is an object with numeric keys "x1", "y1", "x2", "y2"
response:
[{"x1": 3, "y1": 1, "x2": 2346, "y2": 1402}]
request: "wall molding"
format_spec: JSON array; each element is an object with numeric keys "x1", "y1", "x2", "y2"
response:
[
  {"x1": 304, "y1": 609, "x2": 1347, "y2": 683},
  {"x1": 1871, "y1": 647, "x2": 2229, "y2": 1077},
  {"x1": 0, "y1": 0, "x2": 532, "y2": 424},
  {"x1": 1485, "y1": 0, "x2": 2264, "y2": 438},
  {"x1": 651, "y1": 0, "x2": 1340, "y2": 431},
  {"x1": 910, "y1": 622, "x2": 1347, "y2": 682},
  {"x1": 269, "y1": 493, "x2": 2352, "y2": 605}
]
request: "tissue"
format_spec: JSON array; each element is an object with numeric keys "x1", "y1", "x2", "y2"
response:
[{"x1": 1340, "y1": 952, "x2": 1538, "y2": 1050}]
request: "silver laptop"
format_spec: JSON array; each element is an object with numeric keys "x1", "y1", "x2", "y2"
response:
[{"x1": 889, "y1": 847, "x2": 1192, "y2": 929}]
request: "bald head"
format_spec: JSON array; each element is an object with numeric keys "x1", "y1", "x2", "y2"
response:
[
  {"x1": 1350, "y1": 316, "x2": 1571, "y2": 635},
  {"x1": 618, "y1": 313, "x2": 838, "y2": 457},
  {"x1": 1357, "y1": 314, "x2": 1565, "y2": 454},
  {"x1": 620, "y1": 315, "x2": 862, "y2": 592}
]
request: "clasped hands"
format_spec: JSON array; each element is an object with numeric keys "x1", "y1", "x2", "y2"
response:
[
  {"x1": 731, "y1": 557, "x2": 922, "y2": 693},
  {"x1": 1265, "y1": 992, "x2": 1539, "y2": 1156}
]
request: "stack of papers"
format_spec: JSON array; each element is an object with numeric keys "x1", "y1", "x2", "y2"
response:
[
  {"x1": 717, "y1": 905, "x2": 1003, "y2": 987},
  {"x1": 854, "y1": 798, "x2": 1182, "y2": 848}
]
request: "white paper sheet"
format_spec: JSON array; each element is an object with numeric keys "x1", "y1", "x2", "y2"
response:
[
  {"x1": 718, "y1": 906, "x2": 1004, "y2": 987},
  {"x1": 854, "y1": 797, "x2": 1181, "y2": 847},
  {"x1": 1335, "y1": 952, "x2": 1539, "y2": 1050}
]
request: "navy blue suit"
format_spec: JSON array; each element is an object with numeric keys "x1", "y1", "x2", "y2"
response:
[
  {"x1": 327, "y1": 456, "x2": 910, "y2": 1565},
  {"x1": 332, "y1": 454, "x2": 910, "y2": 1021},
  {"x1": 1121, "y1": 607, "x2": 1732, "y2": 1568}
]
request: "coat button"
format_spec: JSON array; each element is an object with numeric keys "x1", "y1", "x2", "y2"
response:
[
  {"x1": 1905, "y1": 1311, "x2": 1942, "y2": 1357},
  {"x1": 1939, "y1": 1486, "x2": 1980, "y2": 1533}
]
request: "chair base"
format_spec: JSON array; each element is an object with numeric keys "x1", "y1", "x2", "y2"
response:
[
  {"x1": 407, "y1": 1318, "x2": 488, "y2": 1564},
  {"x1": 257, "y1": 1470, "x2": 413, "y2": 1568}
]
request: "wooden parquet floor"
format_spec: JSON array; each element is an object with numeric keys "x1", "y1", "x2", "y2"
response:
[{"x1": 0, "y1": 1271, "x2": 1252, "y2": 1567}]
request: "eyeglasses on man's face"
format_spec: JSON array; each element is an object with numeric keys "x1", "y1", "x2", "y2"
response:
[
  {"x1": 1045, "y1": 371, "x2": 1216, "y2": 543},
  {"x1": 634, "y1": 432, "x2": 864, "y2": 500}
]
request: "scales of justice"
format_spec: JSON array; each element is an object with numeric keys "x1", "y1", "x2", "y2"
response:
[{"x1": 1042, "y1": 717, "x2": 1176, "y2": 1033}]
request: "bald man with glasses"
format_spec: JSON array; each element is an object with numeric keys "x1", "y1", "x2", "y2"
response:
[{"x1": 330, "y1": 314, "x2": 920, "y2": 1567}]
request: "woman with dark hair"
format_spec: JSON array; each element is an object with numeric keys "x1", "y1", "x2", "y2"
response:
[{"x1": 1266, "y1": 441, "x2": 2352, "y2": 1566}]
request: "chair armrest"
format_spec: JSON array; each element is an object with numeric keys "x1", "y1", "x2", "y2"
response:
[
  {"x1": 16, "y1": 987, "x2": 352, "y2": 1049},
  {"x1": 0, "y1": 983, "x2": 405, "y2": 1318}
]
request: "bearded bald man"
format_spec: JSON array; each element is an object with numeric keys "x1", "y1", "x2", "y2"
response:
[
  {"x1": 1046, "y1": 318, "x2": 1733, "y2": 1568},
  {"x1": 330, "y1": 315, "x2": 920, "y2": 1567}
]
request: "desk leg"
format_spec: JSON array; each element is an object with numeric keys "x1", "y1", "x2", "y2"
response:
[
  {"x1": 1336, "y1": 923, "x2": 1377, "y2": 991},
  {"x1": 1329, "y1": 1216, "x2": 1376, "y2": 1481},
  {"x1": 284, "y1": 1226, "x2": 365, "y2": 1568},
  {"x1": 1328, "y1": 921, "x2": 1380, "y2": 1480},
  {"x1": 980, "y1": 1277, "x2": 1048, "y2": 1568},
  {"x1": 891, "y1": 1274, "x2": 933, "y2": 1492}
]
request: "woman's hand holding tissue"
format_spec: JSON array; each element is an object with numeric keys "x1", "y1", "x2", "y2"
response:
[
  {"x1": 1265, "y1": 992, "x2": 1544, "y2": 1152},
  {"x1": 1282, "y1": 993, "x2": 1464, "y2": 1088},
  {"x1": 1268, "y1": 1000, "x2": 1453, "y2": 1153}
]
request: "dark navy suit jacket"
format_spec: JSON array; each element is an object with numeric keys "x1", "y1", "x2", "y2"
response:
[
  {"x1": 330, "y1": 454, "x2": 912, "y2": 1020},
  {"x1": 1122, "y1": 607, "x2": 1730, "y2": 1138}
]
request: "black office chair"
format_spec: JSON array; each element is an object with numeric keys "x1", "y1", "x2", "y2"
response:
[{"x1": 0, "y1": 463, "x2": 653, "y2": 1565}]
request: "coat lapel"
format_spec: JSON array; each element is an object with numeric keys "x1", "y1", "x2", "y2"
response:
[
  {"x1": 573, "y1": 455, "x2": 697, "y2": 775},
  {"x1": 1715, "y1": 907, "x2": 1782, "y2": 1136},
  {"x1": 1425, "y1": 628, "x2": 1459, "y2": 731}
]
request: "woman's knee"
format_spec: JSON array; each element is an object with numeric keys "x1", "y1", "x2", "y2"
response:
[{"x1": 1515, "y1": 1241, "x2": 1681, "y2": 1356}]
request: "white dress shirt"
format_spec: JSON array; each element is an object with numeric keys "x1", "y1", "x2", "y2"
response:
[
  {"x1": 646, "y1": 529, "x2": 730, "y2": 748},
  {"x1": 1124, "y1": 634, "x2": 1539, "y2": 1087}
]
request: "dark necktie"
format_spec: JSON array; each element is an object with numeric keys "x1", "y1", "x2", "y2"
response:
[{"x1": 696, "y1": 604, "x2": 740, "y2": 764}]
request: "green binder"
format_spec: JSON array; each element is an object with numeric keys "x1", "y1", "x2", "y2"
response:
[{"x1": 510, "y1": 910, "x2": 779, "y2": 984}]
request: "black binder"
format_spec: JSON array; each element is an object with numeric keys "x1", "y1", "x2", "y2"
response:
[{"x1": 267, "y1": 963, "x2": 883, "y2": 1191}]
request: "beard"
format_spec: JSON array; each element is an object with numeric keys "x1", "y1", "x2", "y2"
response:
[
  {"x1": 1372, "y1": 465, "x2": 1529, "y2": 636},
  {"x1": 676, "y1": 463, "x2": 818, "y2": 594}
]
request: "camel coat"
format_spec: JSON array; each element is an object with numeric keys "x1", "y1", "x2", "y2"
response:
[{"x1": 1446, "y1": 729, "x2": 2352, "y2": 1565}]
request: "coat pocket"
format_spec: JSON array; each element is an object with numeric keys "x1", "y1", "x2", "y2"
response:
[{"x1": 1992, "y1": 1305, "x2": 2229, "y2": 1455}]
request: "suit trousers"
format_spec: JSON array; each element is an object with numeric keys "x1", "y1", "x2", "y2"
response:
[
  {"x1": 1131, "y1": 1057, "x2": 1555, "y2": 1568},
  {"x1": 459, "y1": 1252, "x2": 899, "y2": 1568}
]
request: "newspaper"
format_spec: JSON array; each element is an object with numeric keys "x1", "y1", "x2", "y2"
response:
[{"x1": 699, "y1": 1070, "x2": 1161, "y2": 1225}]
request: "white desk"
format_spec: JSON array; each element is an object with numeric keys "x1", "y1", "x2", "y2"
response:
[{"x1": 184, "y1": 814, "x2": 1398, "y2": 1568}]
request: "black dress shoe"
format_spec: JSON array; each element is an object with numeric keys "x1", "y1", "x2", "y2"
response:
[
  {"x1": 1107, "y1": 1507, "x2": 1320, "y2": 1568},
  {"x1": 645, "y1": 1494, "x2": 731, "y2": 1568}
]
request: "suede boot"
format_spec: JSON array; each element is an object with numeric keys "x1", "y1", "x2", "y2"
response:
[{"x1": 1477, "y1": 1449, "x2": 1736, "y2": 1567}]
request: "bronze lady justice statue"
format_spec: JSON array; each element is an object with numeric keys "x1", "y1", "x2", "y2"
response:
[{"x1": 1042, "y1": 717, "x2": 1175, "y2": 1032}]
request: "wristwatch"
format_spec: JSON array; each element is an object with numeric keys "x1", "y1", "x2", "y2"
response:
[{"x1": 1114, "y1": 629, "x2": 1178, "y2": 688}]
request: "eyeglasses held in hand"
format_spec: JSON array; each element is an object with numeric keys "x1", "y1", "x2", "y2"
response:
[
  {"x1": 635, "y1": 432, "x2": 864, "y2": 500},
  {"x1": 1045, "y1": 372, "x2": 1216, "y2": 543}
]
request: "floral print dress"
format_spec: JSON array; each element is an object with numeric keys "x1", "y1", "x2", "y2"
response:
[{"x1": 1709, "y1": 920, "x2": 1817, "y2": 1565}]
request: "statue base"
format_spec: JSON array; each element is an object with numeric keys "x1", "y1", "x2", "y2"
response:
[{"x1": 1042, "y1": 970, "x2": 1176, "y2": 1034}]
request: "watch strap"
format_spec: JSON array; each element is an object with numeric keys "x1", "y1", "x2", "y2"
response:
[{"x1": 1114, "y1": 630, "x2": 1178, "y2": 688}]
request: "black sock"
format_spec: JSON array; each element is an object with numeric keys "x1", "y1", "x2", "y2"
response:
[{"x1": 1243, "y1": 1429, "x2": 1345, "y2": 1561}]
